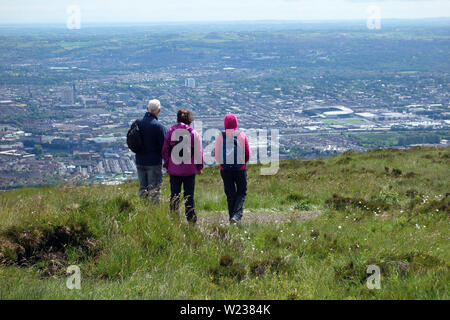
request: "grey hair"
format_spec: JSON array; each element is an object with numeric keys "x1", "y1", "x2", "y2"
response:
[{"x1": 148, "y1": 99, "x2": 161, "y2": 113}]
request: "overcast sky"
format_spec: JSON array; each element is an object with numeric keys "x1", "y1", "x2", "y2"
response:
[{"x1": 0, "y1": 0, "x2": 449, "y2": 24}]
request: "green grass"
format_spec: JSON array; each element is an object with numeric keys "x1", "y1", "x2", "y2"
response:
[{"x1": 0, "y1": 146, "x2": 449, "y2": 299}]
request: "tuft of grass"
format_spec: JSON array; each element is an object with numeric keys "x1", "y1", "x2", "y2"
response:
[
  {"x1": 0, "y1": 221, "x2": 99, "y2": 277},
  {"x1": 210, "y1": 255, "x2": 246, "y2": 283},
  {"x1": 249, "y1": 256, "x2": 289, "y2": 276}
]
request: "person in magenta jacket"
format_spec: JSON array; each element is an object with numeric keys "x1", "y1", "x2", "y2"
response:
[
  {"x1": 214, "y1": 113, "x2": 251, "y2": 224},
  {"x1": 162, "y1": 109, "x2": 204, "y2": 223}
]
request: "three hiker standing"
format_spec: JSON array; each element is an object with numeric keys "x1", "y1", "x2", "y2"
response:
[
  {"x1": 215, "y1": 114, "x2": 251, "y2": 223},
  {"x1": 131, "y1": 102, "x2": 249, "y2": 225},
  {"x1": 134, "y1": 99, "x2": 166, "y2": 205},
  {"x1": 162, "y1": 109, "x2": 204, "y2": 224}
]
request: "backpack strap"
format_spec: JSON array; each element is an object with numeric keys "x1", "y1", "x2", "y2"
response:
[
  {"x1": 221, "y1": 131, "x2": 227, "y2": 165},
  {"x1": 131, "y1": 119, "x2": 140, "y2": 130},
  {"x1": 222, "y1": 130, "x2": 241, "y2": 166}
]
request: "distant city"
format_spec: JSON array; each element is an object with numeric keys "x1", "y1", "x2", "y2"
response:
[{"x1": 0, "y1": 20, "x2": 449, "y2": 189}]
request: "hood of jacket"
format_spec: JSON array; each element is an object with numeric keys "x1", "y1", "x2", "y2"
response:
[{"x1": 224, "y1": 114, "x2": 238, "y2": 130}]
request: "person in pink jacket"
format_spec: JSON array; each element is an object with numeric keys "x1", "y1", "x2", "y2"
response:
[
  {"x1": 162, "y1": 109, "x2": 203, "y2": 224},
  {"x1": 214, "y1": 113, "x2": 251, "y2": 224}
]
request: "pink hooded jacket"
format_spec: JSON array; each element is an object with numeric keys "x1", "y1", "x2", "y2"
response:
[
  {"x1": 162, "y1": 122, "x2": 204, "y2": 176},
  {"x1": 214, "y1": 114, "x2": 251, "y2": 171}
]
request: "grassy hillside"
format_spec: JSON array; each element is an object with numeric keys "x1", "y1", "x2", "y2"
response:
[{"x1": 0, "y1": 146, "x2": 449, "y2": 299}]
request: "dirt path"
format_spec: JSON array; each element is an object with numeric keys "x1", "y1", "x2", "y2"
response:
[{"x1": 197, "y1": 210, "x2": 324, "y2": 226}]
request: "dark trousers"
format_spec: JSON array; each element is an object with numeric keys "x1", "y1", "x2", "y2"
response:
[
  {"x1": 170, "y1": 175, "x2": 197, "y2": 221},
  {"x1": 220, "y1": 169, "x2": 247, "y2": 221}
]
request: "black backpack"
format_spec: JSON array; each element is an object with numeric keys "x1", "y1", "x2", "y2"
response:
[
  {"x1": 222, "y1": 130, "x2": 244, "y2": 171},
  {"x1": 127, "y1": 119, "x2": 143, "y2": 153}
]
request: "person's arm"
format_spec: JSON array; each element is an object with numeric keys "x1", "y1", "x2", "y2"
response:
[
  {"x1": 193, "y1": 130, "x2": 204, "y2": 172},
  {"x1": 214, "y1": 133, "x2": 223, "y2": 165},
  {"x1": 244, "y1": 133, "x2": 251, "y2": 164},
  {"x1": 162, "y1": 129, "x2": 170, "y2": 169},
  {"x1": 159, "y1": 124, "x2": 167, "y2": 151}
]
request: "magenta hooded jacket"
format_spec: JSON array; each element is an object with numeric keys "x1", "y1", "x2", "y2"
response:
[
  {"x1": 162, "y1": 122, "x2": 204, "y2": 176},
  {"x1": 214, "y1": 114, "x2": 251, "y2": 171}
]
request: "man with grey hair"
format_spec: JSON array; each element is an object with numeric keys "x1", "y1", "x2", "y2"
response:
[{"x1": 135, "y1": 99, "x2": 166, "y2": 205}]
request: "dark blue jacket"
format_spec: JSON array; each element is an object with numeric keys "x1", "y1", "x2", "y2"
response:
[{"x1": 135, "y1": 112, "x2": 166, "y2": 166}]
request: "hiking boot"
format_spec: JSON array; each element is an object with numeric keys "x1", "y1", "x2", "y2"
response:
[
  {"x1": 186, "y1": 212, "x2": 197, "y2": 225},
  {"x1": 230, "y1": 215, "x2": 241, "y2": 225}
]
